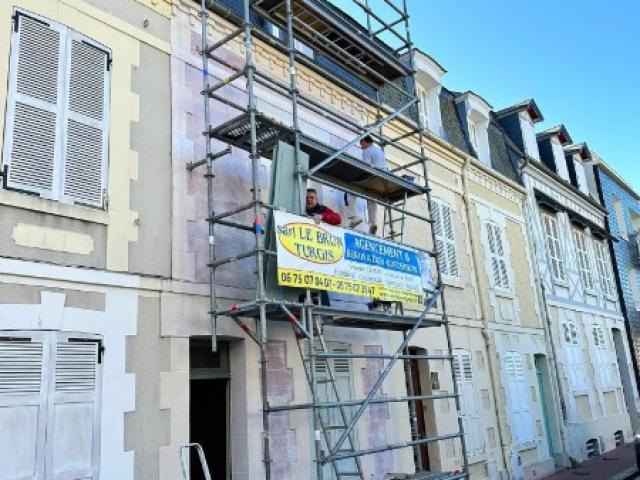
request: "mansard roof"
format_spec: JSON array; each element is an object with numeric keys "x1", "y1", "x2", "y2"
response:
[{"x1": 495, "y1": 98, "x2": 543, "y2": 123}]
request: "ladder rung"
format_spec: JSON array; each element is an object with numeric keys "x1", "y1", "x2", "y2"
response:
[
  {"x1": 325, "y1": 425, "x2": 346, "y2": 430},
  {"x1": 337, "y1": 473, "x2": 361, "y2": 477}
]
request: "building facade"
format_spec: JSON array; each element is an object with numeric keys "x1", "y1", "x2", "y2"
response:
[
  {"x1": 507, "y1": 105, "x2": 640, "y2": 462},
  {"x1": 0, "y1": 0, "x2": 172, "y2": 479},
  {"x1": 590, "y1": 154, "x2": 640, "y2": 432}
]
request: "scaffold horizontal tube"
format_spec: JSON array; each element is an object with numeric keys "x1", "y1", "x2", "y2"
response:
[
  {"x1": 328, "y1": 431, "x2": 464, "y2": 463},
  {"x1": 202, "y1": 26, "x2": 244, "y2": 56},
  {"x1": 203, "y1": 68, "x2": 247, "y2": 96},
  {"x1": 265, "y1": 393, "x2": 456, "y2": 413},
  {"x1": 187, "y1": 146, "x2": 232, "y2": 171},
  {"x1": 208, "y1": 249, "x2": 276, "y2": 268},
  {"x1": 314, "y1": 352, "x2": 452, "y2": 361}
]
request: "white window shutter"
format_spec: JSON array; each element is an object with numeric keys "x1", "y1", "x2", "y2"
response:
[
  {"x1": 0, "y1": 334, "x2": 48, "y2": 480},
  {"x1": 3, "y1": 14, "x2": 65, "y2": 197},
  {"x1": 431, "y1": 198, "x2": 459, "y2": 279},
  {"x1": 47, "y1": 336, "x2": 101, "y2": 479},
  {"x1": 62, "y1": 33, "x2": 110, "y2": 207},
  {"x1": 453, "y1": 349, "x2": 484, "y2": 456}
]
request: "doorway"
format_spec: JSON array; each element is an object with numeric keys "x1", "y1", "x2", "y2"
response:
[
  {"x1": 190, "y1": 339, "x2": 230, "y2": 480},
  {"x1": 534, "y1": 355, "x2": 555, "y2": 457},
  {"x1": 409, "y1": 347, "x2": 432, "y2": 472},
  {"x1": 612, "y1": 328, "x2": 640, "y2": 433}
]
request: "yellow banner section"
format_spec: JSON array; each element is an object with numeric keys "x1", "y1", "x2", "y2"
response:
[{"x1": 277, "y1": 268, "x2": 424, "y2": 305}]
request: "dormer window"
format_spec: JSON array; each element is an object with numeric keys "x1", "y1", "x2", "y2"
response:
[
  {"x1": 565, "y1": 144, "x2": 591, "y2": 196},
  {"x1": 551, "y1": 138, "x2": 570, "y2": 182},
  {"x1": 469, "y1": 121, "x2": 479, "y2": 151},
  {"x1": 457, "y1": 92, "x2": 492, "y2": 166},
  {"x1": 519, "y1": 112, "x2": 540, "y2": 160},
  {"x1": 414, "y1": 50, "x2": 445, "y2": 136}
]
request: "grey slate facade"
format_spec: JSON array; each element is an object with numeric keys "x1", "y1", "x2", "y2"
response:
[{"x1": 594, "y1": 165, "x2": 640, "y2": 380}]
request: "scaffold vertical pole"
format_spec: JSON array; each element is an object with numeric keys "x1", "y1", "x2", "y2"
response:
[{"x1": 200, "y1": 0, "x2": 218, "y2": 353}]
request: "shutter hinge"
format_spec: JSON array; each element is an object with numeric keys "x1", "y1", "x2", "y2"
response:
[
  {"x1": 103, "y1": 189, "x2": 109, "y2": 210},
  {"x1": 0, "y1": 164, "x2": 7, "y2": 189},
  {"x1": 69, "y1": 337, "x2": 104, "y2": 363},
  {"x1": 82, "y1": 40, "x2": 112, "y2": 71},
  {"x1": 98, "y1": 342, "x2": 105, "y2": 364}
]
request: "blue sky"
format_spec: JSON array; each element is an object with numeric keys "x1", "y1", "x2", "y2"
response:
[{"x1": 405, "y1": 0, "x2": 640, "y2": 189}]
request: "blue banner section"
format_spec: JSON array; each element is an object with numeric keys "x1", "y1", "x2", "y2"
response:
[{"x1": 343, "y1": 233, "x2": 421, "y2": 275}]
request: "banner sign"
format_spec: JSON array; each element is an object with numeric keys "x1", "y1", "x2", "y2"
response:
[{"x1": 273, "y1": 210, "x2": 432, "y2": 305}]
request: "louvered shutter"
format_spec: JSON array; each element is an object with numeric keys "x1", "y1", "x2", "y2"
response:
[
  {"x1": 314, "y1": 342, "x2": 355, "y2": 480},
  {"x1": 543, "y1": 214, "x2": 566, "y2": 282},
  {"x1": 3, "y1": 14, "x2": 65, "y2": 196},
  {"x1": 504, "y1": 352, "x2": 534, "y2": 445},
  {"x1": 453, "y1": 349, "x2": 484, "y2": 456},
  {"x1": 46, "y1": 335, "x2": 101, "y2": 479},
  {"x1": 62, "y1": 33, "x2": 110, "y2": 207},
  {"x1": 441, "y1": 203, "x2": 459, "y2": 277},
  {"x1": 0, "y1": 334, "x2": 48, "y2": 479},
  {"x1": 485, "y1": 223, "x2": 509, "y2": 289},
  {"x1": 431, "y1": 198, "x2": 458, "y2": 279}
]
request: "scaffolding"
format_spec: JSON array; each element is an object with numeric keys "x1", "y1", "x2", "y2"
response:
[{"x1": 193, "y1": 0, "x2": 469, "y2": 478}]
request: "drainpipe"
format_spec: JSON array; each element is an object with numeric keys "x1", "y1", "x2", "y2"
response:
[
  {"x1": 518, "y1": 155, "x2": 571, "y2": 466},
  {"x1": 460, "y1": 157, "x2": 511, "y2": 477}
]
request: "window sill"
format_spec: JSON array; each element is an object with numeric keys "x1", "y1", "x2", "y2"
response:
[
  {"x1": 442, "y1": 277, "x2": 464, "y2": 289},
  {"x1": 494, "y1": 288, "x2": 515, "y2": 299},
  {"x1": 0, "y1": 189, "x2": 108, "y2": 225}
]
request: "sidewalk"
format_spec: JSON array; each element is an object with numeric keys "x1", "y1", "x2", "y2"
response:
[{"x1": 543, "y1": 443, "x2": 638, "y2": 480}]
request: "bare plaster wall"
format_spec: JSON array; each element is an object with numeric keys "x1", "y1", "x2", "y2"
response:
[
  {"x1": 124, "y1": 295, "x2": 171, "y2": 480},
  {"x1": 129, "y1": 42, "x2": 172, "y2": 278}
]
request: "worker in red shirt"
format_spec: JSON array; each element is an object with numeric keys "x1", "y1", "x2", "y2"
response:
[{"x1": 305, "y1": 188, "x2": 341, "y2": 225}]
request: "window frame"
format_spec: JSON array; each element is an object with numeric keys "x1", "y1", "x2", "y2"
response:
[
  {"x1": 542, "y1": 212, "x2": 567, "y2": 284},
  {"x1": 573, "y1": 228, "x2": 596, "y2": 293},
  {"x1": 484, "y1": 221, "x2": 511, "y2": 291},
  {"x1": 593, "y1": 239, "x2": 615, "y2": 299},
  {"x1": 1, "y1": 9, "x2": 111, "y2": 209},
  {"x1": 430, "y1": 197, "x2": 459, "y2": 280}
]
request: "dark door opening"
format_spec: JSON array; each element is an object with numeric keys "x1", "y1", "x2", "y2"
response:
[
  {"x1": 190, "y1": 378, "x2": 228, "y2": 480},
  {"x1": 409, "y1": 347, "x2": 431, "y2": 471},
  {"x1": 190, "y1": 339, "x2": 230, "y2": 480}
]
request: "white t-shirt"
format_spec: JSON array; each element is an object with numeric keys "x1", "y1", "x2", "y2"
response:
[{"x1": 362, "y1": 144, "x2": 386, "y2": 170}]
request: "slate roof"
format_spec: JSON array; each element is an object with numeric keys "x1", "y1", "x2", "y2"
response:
[
  {"x1": 439, "y1": 89, "x2": 471, "y2": 155},
  {"x1": 487, "y1": 118, "x2": 521, "y2": 183}
]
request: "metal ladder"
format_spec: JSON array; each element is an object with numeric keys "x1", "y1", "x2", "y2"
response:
[
  {"x1": 382, "y1": 192, "x2": 408, "y2": 242},
  {"x1": 294, "y1": 316, "x2": 365, "y2": 480}
]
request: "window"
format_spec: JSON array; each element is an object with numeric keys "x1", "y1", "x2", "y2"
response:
[
  {"x1": 552, "y1": 138, "x2": 570, "y2": 182},
  {"x1": 573, "y1": 158, "x2": 590, "y2": 196},
  {"x1": 2, "y1": 11, "x2": 110, "y2": 208},
  {"x1": 485, "y1": 222, "x2": 510, "y2": 290},
  {"x1": 612, "y1": 197, "x2": 628, "y2": 240},
  {"x1": 629, "y1": 267, "x2": 640, "y2": 310},
  {"x1": 520, "y1": 114, "x2": 540, "y2": 160},
  {"x1": 469, "y1": 121, "x2": 479, "y2": 151},
  {"x1": 542, "y1": 213, "x2": 566, "y2": 282},
  {"x1": 431, "y1": 198, "x2": 458, "y2": 279},
  {"x1": 573, "y1": 229, "x2": 595, "y2": 291},
  {"x1": 591, "y1": 325, "x2": 606, "y2": 348},
  {"x1": 453, "y1": 349, "x2": 484, "y2": 456},
  {"x1": 418, "y1": 86, "x2": 429, "y2": 130},
  {"x1": 270, "y1": 24, "x2": 314, "y2": 58},
  {"x1": 503, "y1": 351, "x2": 535, "y2": 445},
  {"x1": 563, "y1": 322, "x2": 579, "y2": 345},
  {"x1": 594, "y1": 240, "x2": 615, "y2": 297},
  {"x1": 0, "y1": 331, "x2": 102, "y2": 478}
]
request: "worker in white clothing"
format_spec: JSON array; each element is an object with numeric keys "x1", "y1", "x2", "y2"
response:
[{"x1": 345, "y1": 135, "x2": 386, "y2": 235}]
